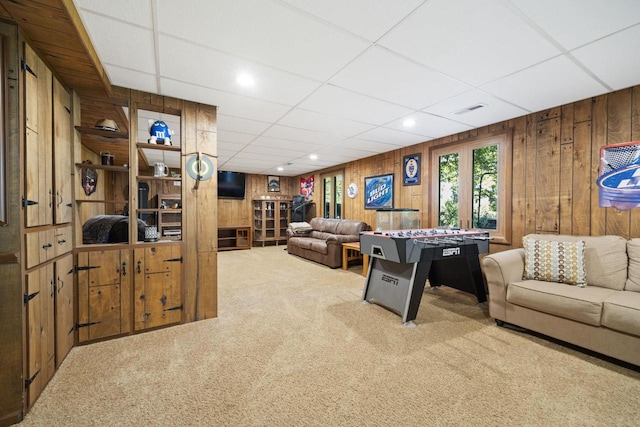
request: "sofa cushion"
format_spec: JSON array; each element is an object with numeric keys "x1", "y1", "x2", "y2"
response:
[
  {"x1": 309, "y1": 230, "x2": 335, "y2": 241},
  {"x1": 335, "y1": 219, "x2": 366, "y2": 236},
  {"x1": 310, "y1": 217, "x2": 340, "y2": 234},
  {"x1": 602, "y1": 291, "x2": 640, "y2": 337},
  {"x1": 522, "y1": 237, "x2": 586, "y2": 286},
  {"x1": 626, "y1": 238, "x2": 640, "y2": 293},
  {"x1": 506, "y1": 280, "x2": 617, "y2": 326},
  {"x1": 288, "y1": 236, "x2": 328, "y2": 254},
  {"x1": 524, "y1": 234, "x2": 628, "y2": 290}
]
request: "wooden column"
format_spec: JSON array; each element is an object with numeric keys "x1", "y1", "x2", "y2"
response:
[{"x1": 183, "y1": 102, "x2": 218, "y2": 321}]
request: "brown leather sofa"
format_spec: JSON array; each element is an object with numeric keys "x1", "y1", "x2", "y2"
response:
[{"x1": 286, "y1": 217, "x2": 368, "y2": 268}]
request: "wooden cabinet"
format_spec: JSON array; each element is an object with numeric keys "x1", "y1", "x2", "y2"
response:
[
  {"x1": 25, "y1": 263, "x2": 54, "y2": 407},
  {"x1": 55, "y1": 253, "x2": 74, "y2": 365},
  {"x1": 53, "y1": 78, "x2": 73, "y2": 224},
  {"x1": 253, "y1": 198, "x2": 291, "y2": 246},
  {"x1": 218, "y1": 226, "x2": 251, "y2": 250},
  {"x1": 134, "y1": 244, "x2": 182, "y2": 330},
  {"x1": 76, "y1": 249, "x2": 132, "y2": 342},
  {"x1": 24, "y1": 43, "x2": 53, "y2": 227}
]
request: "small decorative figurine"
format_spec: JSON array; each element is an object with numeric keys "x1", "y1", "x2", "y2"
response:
[{"x1": 148, "y1": 119, "x2": 174, "y2": 145}]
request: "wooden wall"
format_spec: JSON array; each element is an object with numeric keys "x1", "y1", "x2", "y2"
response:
[
  {"x1": 295, "y1": 85, "x2": 640, "y2": 251},
  {"x1": 217, "y1": 174, "x2": 297, "y2": 228}
]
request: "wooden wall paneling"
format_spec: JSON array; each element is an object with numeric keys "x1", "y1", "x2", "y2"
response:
[
  {"x1": 0, "y1": 22, "x2": 21, "y2": 423},
  {"x1": 561, "y1": 104, "x2": 574, "y2": 144},
  {"x1": 604, "y1": 89, "x2": 632, "y2": 238},
  {"x1": 559, "y1": 143, "x2": 573, "y2": 235},
  {"x1": 574, "y1": 98, "x2": 593, "y2": 123},
  {"x1": 572, "y1": 122, "x2": 592, "y2": 236},
  {"x1": 590, "y1": 94, "x2": 607, "y2": 236},
  {"x1": 510, "y1": 116, "x2": 527, "y2": 248},
  {"x1": 524, "y1": 115, "x2": 538, "y2": 235},
  {"x1": 631, "y1": 87, "x2": 640, "y2": 238},
  {"x1": 535, "y1": 118, "x2": 561, "y2": 233}
]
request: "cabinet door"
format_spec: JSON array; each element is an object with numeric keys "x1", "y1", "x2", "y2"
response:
[
  {"x1": 55, "y1": 254, "x2": 74, "y2": 365},
  {"x1": 25, "y1": 263, "x2": 55, "y2": 407},
  {"x1": 24, "y1": 43, "x2": 53, "y2": 227},
  {"x1": 53, "y1": 78, "x2": 72, "y2": 224},
  {"x1": 134, "y1": 245, "x2": 182, "y2": 330},
  {"x1": 77, "y1": 250, "x2": 130, "y2": 342}
]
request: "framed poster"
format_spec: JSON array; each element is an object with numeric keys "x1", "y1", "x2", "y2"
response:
[
  {"x1": 268, "y1": 175, "x2": 280, "y2": 192},
  {"x1": 364, "y1": 173, "x2": 394, "y2": 210},
  {"x1": 403, "y1": 153, "x2": 421, "y2": 186},
  {"x1": 300, "y1": 175, "x2": 314, "y2": 200}
]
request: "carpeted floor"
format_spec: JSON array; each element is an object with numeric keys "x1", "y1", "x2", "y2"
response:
[{"x1": 21, "y1": 246, "x2": 640, "y2": 426}]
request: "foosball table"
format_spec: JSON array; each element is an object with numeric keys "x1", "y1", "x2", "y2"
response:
[{"x1": 359, "y1": 228, "x2": 490, "y2": 325}]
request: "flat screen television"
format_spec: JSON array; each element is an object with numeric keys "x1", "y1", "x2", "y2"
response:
[{"x1": 218, "y1": 171, "x2": 246, "y2": 199}]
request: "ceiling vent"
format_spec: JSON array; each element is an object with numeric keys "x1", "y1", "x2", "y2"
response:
[{"x1": 452, "y1": 103, "x2": 487, "y2": 115}]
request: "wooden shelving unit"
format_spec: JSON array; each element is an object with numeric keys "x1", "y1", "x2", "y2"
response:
[
  {"x1": 218, "y1": 226, "x2": 252, "y2": 251},
  {"x1": 253, "y1": 197, "x2": 291, "y2": 247}
]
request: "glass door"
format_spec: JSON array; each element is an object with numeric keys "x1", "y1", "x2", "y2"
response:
[{"x1": 321, "y1": 171, "x2": 343, "y2": 219}]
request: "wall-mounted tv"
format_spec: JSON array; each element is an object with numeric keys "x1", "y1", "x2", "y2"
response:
[{"x1": 218, "y1": 171, "x2": 246, "y2": 199}]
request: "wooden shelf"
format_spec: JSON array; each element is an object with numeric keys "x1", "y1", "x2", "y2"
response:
[
  {"x1": 136, "y1": 176, "x2": 181, "y2": 181},
  {"x1": 218, "y1": 226, "x2": 251, "y2": 251},
  {"x1": 138, "y1": 208, "x2": 181, "y2": 213},
  {"x1": 75, "y1": 163, "x2": 128, "y2": 172},
  {"x1": 75, "y1": 199, "x2": 126, "y2": 204},
  {"x1": 136, "y1": 142, "x2": 181, "y2": 152},
  {"x1": 75, "y1": 126, "x2": 128, "y2": 139}
]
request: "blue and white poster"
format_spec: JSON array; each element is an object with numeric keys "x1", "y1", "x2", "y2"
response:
[
  {"x1": 597, "y1": 142, "x2": 640, "y2": 211},
  {"x1": 403, "y1": 153, "x2": 421, "y2": 186},
  {"x1": 364, "y1": 174, "x2": 394, "y2": 209}
]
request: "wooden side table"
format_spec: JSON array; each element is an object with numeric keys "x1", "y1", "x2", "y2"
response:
[{"x1": 342, "y1": 241, "x2": 369, "y2": 277}]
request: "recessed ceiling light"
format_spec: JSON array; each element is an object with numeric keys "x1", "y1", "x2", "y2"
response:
[
  {"x1": 236, "y1": 73, "x2": 255, "y2": 87},
  {"x1": 309, "y1": 154, "x2": 318, "y2": 160},
  {"x1": 277, "y1": 166, "x2": 284, "y2": 172},
  {"x1": 403, "y1": 118, "x2": 416, "y2": 127}
]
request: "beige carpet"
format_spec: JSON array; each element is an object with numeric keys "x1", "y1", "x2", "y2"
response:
[{"x1": 21, "y1": 246, "x2": 640, "y2": 426}]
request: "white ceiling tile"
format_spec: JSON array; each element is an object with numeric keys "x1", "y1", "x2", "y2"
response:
[
  {"x1": 157, "y1": 0, "x2": 369, "y2": 81},
  {"x1": 251, "y1": 136, "x2": 324, "y2": 150},
  {"x1": 158, "y1": 35, "x2": 322, "y2": 106},
  {"x1": 386, "y1": 112, "x2": 473, "y2": 139},
  {"x1": 316, "y1": 146, "x2": 373, "y2": 160},
  {"x1": 217, "y1": 130, "x2": 256, "y2": 145},
  {"x1": 298, "y1": 85, "x2": 413, "y2": 125},
  {"x1": 217, "y1": 115, "x2": 272, "y2": 135},
  {"x1": 76, "y1": 0, "x2": 153, "y2": 27},
  {"x1": 510, "y1": 0, "x2": 640, "y2": 50},
  {"x1": 355, "y1": 127, "x2": 427, "y2": 146},
  {"x1": 263, "y1": 125, "x2": 345, "y2": 145},
  {"x1": 330, "y1": 46, "x2": 472, "y2": 109},
  {"x1": 279, "y1": 0, "x2": 423, "y2": 41},
  {"x1": 277, "y1": 109, "x2": 374, "y2": 136},
  {"x1": 104, "y1": 65, "x2": 158, "y2": 95},
  {"x1": 379, "y1": 0, "x2": 560, "y2": 86},
  {"x1": 342, "y1": 138, "x2": 409, "y2": 153},
  {"x1": 572, "y1": 24, "x2": 640, "y2": 91},
  {"x1": 422, "y1": 90, "x2": 529, "y2": 128},
  {"x1": 242, "y1": 144, "x2": 308, "y2": 157},
  {"x1": 218, "y1": 141, "x2": 251, "y2": 152},
  {"x1": 81, "y1": 12, "x2": 156, "y2": 73},
  {"x1": 481, "y1": 56, "x2": 609, "y2": 112},
  {"x1": 161, "y1": 78, "x2": 291, "y2": 122}
]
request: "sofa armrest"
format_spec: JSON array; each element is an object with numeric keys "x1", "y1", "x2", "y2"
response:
[
  {"x1": 482, "y1": 248, "x2": 525, "y2": 321},
  {"x1": 286, "y1": 229, "x2": 311, "y2": 238}
]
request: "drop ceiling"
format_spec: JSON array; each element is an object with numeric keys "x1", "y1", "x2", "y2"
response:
[{"x1": 72, "y1": 0, "x2": 640, "y2": 176}]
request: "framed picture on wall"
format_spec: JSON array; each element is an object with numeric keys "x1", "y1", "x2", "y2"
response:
[
  {"x1": 268, "y1": 175, "x2": 280, "y2": 192},
  {"x1": 364, "y1": 173, "x2": 394, "y2": 210},
  {"x1": 403, "y1": 153, "x2": 421, "y2": 186}
]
